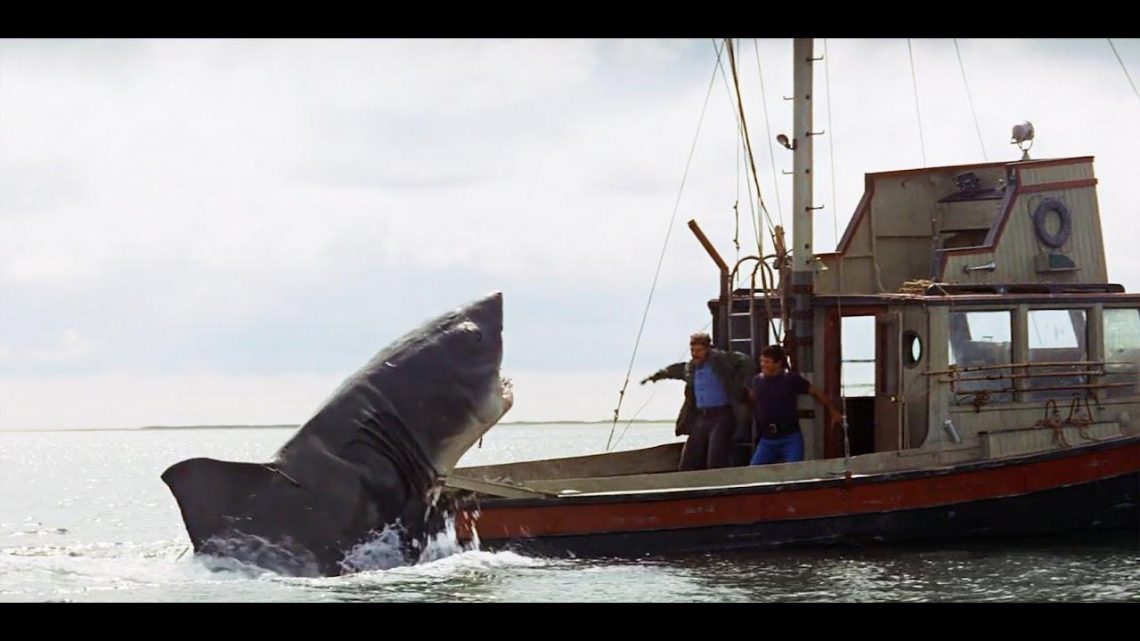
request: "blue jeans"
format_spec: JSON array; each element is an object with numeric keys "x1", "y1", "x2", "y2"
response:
[{"x1": 750, "y1": 431, "x2": 804, "y2": 465}]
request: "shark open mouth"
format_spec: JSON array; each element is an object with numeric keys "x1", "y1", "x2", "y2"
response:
[{"x1": 499, "y1": 376, "x2": 515, "y2": 416}]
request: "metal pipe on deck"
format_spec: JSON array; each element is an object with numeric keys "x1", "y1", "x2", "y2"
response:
[{"x1": 688, "y1": 219, "x2": 732, "y2": 349}]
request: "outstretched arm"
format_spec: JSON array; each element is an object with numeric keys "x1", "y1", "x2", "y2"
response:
[
  {"x1": 640, "y1": 362, "x2": 686, "y2": 385},
  {"x1": 807, "y1": 384, "x2": 843, "y2": 429}
]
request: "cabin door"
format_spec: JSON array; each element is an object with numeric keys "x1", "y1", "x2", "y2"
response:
[{"x1": 875, "y1": 312, "x2": 904, "y2": 451}]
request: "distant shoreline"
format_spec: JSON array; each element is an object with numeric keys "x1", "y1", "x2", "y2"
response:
[{"x1": 1, "y1": 419, "x2": 675, "y2": 433}]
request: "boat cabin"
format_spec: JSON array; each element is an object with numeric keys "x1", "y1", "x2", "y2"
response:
[{"x1": 708, "y1": 155, "x2": 1140, "y2": 464}]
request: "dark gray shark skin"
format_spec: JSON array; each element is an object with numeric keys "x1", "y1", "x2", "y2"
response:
[{"x1": 161, "y1": 292, "x2": 512, "y2": 577}]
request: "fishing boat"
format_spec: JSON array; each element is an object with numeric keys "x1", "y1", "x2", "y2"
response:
[{"x1": 441, "y1": 39, "x2": 1140, "y2": 556}]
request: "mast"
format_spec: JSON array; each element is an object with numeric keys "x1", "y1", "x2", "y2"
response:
[
  {"x1": 787, "y1": 37, "x2": 820, "y2": 453},
  {"x1": 789, "y1": 38, "x2": 815, "y2": 379}
]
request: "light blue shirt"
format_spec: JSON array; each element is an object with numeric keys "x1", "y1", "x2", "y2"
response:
[{"x1": 693, "y1": 362, "x2": 729, "y2": 408}]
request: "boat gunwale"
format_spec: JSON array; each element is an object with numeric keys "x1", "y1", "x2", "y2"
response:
[{"x1": 449, "y1": 433, "x2": 1140, "y2": 508}]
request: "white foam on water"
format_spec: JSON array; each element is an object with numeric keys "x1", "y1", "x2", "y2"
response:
[
  {"x1": 278, "y1": 512, "x2": 548, "y2": 589},
  {"x1": 337, "y1": 524, "x2": 408, "y2": 574},
  {"x1": 0, "y1": 538, "x2": 295, "y2": 601}
]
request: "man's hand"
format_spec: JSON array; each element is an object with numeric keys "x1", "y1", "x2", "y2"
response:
[
  {"x1": 830, "y1": 410, "x2": 844, "y2": 431},
  {"x1": 640, "y1": 375, "x2": 653, "y2": 385}
]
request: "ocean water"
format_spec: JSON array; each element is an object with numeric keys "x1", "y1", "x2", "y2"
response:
[{"x1": 1, "y1": 423, "x2": 1137, "y2": 602}]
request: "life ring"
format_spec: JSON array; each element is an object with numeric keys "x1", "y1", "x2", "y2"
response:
[{"x1": 1032, "y1": 198, "x2": 1072, "y2": 249}]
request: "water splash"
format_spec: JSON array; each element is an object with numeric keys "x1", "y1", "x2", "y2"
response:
[
  {"x1": 338, "y1": 524, "x2": 408, "y2": 574},
  {"x1": 337, "y1": 511, "x2": 480, "y2": 574},
  {"x1": 416, "y1": 510, "x2": 477, "y2": 564}
]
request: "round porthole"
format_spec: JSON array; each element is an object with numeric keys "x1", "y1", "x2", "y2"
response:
[{"x1": 904, "y1": 330, "x2": 922, "y2": 367}]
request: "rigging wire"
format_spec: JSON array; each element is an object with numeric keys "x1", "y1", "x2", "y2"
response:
[{"x1": 605, "y1": 40, "x2": 726, "y2": 451}]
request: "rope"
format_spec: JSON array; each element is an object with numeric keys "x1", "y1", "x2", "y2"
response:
[
  {"x1": 725, "y1": 38, "x2": 787, "y2": 365},
  {"x1": 715, "y1": 41, "x2": 765, "y2": 258},
  {"x1": 753, "y1": 39, "x2": 784, "y2": 227},
  {"x1": 611, "y1": 391, "x2": 658, "y2": 450},
  {"x1": 907, "y1": 39, "x2": 927, "y2": 166},
  {"x1": 722, "y1": 38, "x2": 781, "y2": 361},
  {"x1": 735, "y1": 39, "x2": 760, "y2": 262},
  {"x1": 953, "y1": 39, "x2": 988, "y2": 161},
  {"x1": 734, "y1": 194, "x2": 741, "y2": 289},
  {"x1": 1063, "y1": 395, "x2": 1103, "y2": 443},
  {"x1": 823, "y1": 39, "x2": 851, "y2": 467},
  {"x1": 970, "y1": 390, "x2": 992, "y2": 412},
  {"x1": 610, "y1": 320, "x2": 712, "y2": 450},
  {"x1": 605, "y1": 40, "x2": 725, "y2": 452},
  {"x1": 1107, "y1": 39, "x2": 1140, "y2": 103},
  {"x1": 747, "y1": 39, "x2": 785, "y2": 349},
  {"x1": 725, "y1": 39, "x2": 776, "y2": 239},
  {"x1": 1033, "y1": 399, "x2": 1069, "y2": 447},
  {"x1": 739, "y1": 125, "x2": 763, "y2": 258},
  {"x1": 735, "y1": 85, "x2": 742, "y2": 289},
  {"x1": 899, "y1": 279, "x2": 936, "y2": 295}
]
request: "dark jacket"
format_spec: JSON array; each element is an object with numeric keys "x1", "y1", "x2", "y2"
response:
[{"x1": 644, "y1": 349, "x2": 756, "y2": 441}]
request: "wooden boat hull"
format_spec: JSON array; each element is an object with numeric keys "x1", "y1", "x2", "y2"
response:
[{"x1": 452, "y1": 436, "x2": 1140, "y2": 556}]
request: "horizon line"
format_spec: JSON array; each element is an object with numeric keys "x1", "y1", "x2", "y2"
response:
[{"x1": 0, "y1": 418, "x2": 677, "y2": 433}]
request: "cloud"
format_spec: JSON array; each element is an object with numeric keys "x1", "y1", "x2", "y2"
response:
[
  {"x1": 0, "y1": 367, "x2": 686, "y2": 431},
  {"x1": 1, "y1": 38, "x2": 1138, "y2": 430}
]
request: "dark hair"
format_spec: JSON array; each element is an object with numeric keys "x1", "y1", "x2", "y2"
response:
[
  {"x1": 760, "y1": 344, "x2": 788, "y2": 368},
  {"x1": 689, "y1": 332, "x2": 712, "y2": 347}
]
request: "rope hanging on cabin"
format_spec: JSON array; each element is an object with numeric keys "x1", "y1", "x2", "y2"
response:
[
  {"x1": 1033, "y1": 399, "x2": 1069, "y2": 448},
  {"x1": 1029, "y1": 396, "x2": 1105, "y2": 448},
  {"x1": 953, "y1": 39, "x2": 988, "y2": 161},
  {"x1": 1063, "y1": 395, "x2": 1102, "y2": 443},
  {"x1": 605, "y1": 40, "x2": 725, "y2": 452},
  {"x1": 970, "y1": 390, "x2": 992, "y2": 412},
  {"x1": 907, "y1": 39, "x2": 928, "y2": 167},
  {"x1": 1107, "y1": 39, "x2": 1140, "y2": 102}
]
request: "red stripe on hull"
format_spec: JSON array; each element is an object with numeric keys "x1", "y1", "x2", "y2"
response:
[{"x1": 457, "y1": 439, "x2": 1140, "y2": 541}]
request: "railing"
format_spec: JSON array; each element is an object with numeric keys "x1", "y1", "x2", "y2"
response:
[{"x1": 924, "y1": 360, "x2": 1139, "y2": 409}]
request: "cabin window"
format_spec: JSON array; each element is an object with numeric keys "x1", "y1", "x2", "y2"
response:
[
  {"x1": 842, "y1": 316, "x2": 875, "y2": 397},
  {"x1": 1104, "y1": 308, "x2": 1140, "y2": 398},
  {"x1": 948, "y1": 310, "x2": 1013, "y2": 404},
  {"x1": 766, "y1": 317, "x2": 784, "y2": 350},
  {"x1": 904, "y1": 330, "x2": 922, "y2": 367},
  {"x1": 1027, "y1": 309, "x2": 1089, "y2": 400}
]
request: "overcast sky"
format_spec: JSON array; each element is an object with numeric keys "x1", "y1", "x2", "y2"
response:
[{"x1": 2, "y1": 38, "x2": 1138, "y2": 431}]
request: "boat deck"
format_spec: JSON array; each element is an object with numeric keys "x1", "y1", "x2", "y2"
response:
[{"x1": 445, "y1": 421, "x2": 1130, "y2": 500}]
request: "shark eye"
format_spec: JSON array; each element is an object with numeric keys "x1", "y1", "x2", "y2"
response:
[{"x1": 456, "y1": 320, "x2": 482, "y2": 343}]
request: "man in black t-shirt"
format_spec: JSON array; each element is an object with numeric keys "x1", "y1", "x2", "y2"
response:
[{"x1": 747, "y1": 345, "x2": 842, "y2": 465}]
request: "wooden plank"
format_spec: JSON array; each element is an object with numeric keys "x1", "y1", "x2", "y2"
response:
[{"x1": 444, "y1": 475, "x2": 560, "y2": 499}]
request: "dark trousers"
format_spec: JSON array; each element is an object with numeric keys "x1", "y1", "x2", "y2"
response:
[{"x1": 679, "y1": 406, "x2": 736, "y2": 471}]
